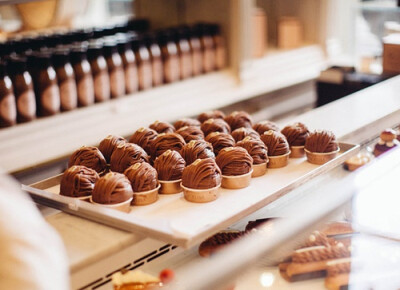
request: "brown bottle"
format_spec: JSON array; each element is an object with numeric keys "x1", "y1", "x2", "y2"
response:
[
  {"x1": 70, "y1": 46, "x2": 95, "y2": 107},
  {"x1": 131, "y1": 37, "x2": 153, "y2": 90},
  {"x1": 0, "y1": 61, "x2": 17, "y2": 127},
  {"x1": 103, "y1": 40, "x2": 125, "y2": 98},
  {"x1": 52, "y1": 49, "x2": 78, "y2": 111},
  {"x1": 87, "y1": 42, "x2": 111, "y2": 102},
  {"x1": 27, "y1": 52, "x2": 60, "y2": 117},
  {"x1": 7, "y1": 56, "x2": 36, "y2": 123},
  {"x1": 195, "y1": 23, "x2": 216, "y2": 73},
  {"x1": 210, "y1": 24, "x2": 226, "y2": 70},
  {"x1": 174, "y1": 28, "x2": 193, "y2": 79},
  {"x1": 158, "y1": 31, "x2": 180, "y2": 83},
  {"x1": 187, "y1": 26, "x2": 203, "y2": 76},
  {"x1": 117, "y1": 36, "x2": 139, "y2": 94},
  {"x1": 143, "y1": 33, "x2": 164, "y2": 87}
]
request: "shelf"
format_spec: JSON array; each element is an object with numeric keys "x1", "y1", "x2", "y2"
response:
[
  {"x1": 360, "y1": 0, "x2": 400, "y2": 12},
  {"x1": 0, "y1": 45, "x2": 325, "y2": 174}
]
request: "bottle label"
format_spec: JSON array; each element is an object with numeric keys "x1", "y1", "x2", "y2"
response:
[
  {"x1": 60, "y1": 79, "x2": 77, "y2": 110},
  {"x1": 139, "y1": 62, "x2": 152, "y2": 90},
  {"x1": 124, "y1": 65, "x2": 139, "y2": 94},
  {"x1": 152, "y1": 59, "x2": 163, "y2": 86},
  {"x1": 0, "y1": 94, "x2": 17, "y2": 123},
  {"x1": 110, "y1": 68, "x2": 125, "y2": 98},
  {"x1": 180, "y1": 53, "x2": 192, "y2": 79},
  {"x1": 17, "y1": 90, "x2": 36, "y2": 118},
  {"x1": 164, "y1": 56, "x2": 180, "y2": 83},
  {"x1": 94, "y1": 72, "x2": 110, "y2": 102},
  {"x1": 78, "y1": 76, "x2": 95, "y2": 106}
]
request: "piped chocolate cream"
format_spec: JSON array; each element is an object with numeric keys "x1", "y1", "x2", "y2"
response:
[
  {"x1": 236, "y1": 136, "x2": 268, "y2": 165},
  {"x1": 149, "y1": 120, "x2": 175, "y2": 134},
  {"x1": 260, "y1": 130, "x2": 290, "y2": 156},
  {"x1": 253, "y1": 120, "x2": 280, "y2": 135},
  {"x1": 68, "y1": 146, "x2": 107, "y2": 174},
  {"x1": 205, "y1": 132, "x2": 235, "y2": 155},
  {"x1": 110, "y1": 143, "x2": 149, "y2": 173},
  {"x1": 281, "y1": 122, "x2": 309, "y2": 147},
  {"x1": 197, "y1": 110, "x2": 225, "y2": 123},
  {"x1": 215, "y1": 147, "x2": 253, "y2": 176},
  {"x1": 201, "y1": 118, "x2": 231, "y2": 136},
  {"x1": 224, "y1": 111, "x2": 253, "y2": 131},
  {"x1": 174, "y1": 118, "x2": 201, "y2": 129},
  {"x1": 98, "y1": 135, "x2": 126, "y2": 163},
  {"x1": 231, "y1": 127, "x2": 260, "y2": 142},
  {"x1": 182, "y1": 158, "x2": 221, "y2": 189},
  {"x1": 60, "y1": 165, "x2": 99, "y2": 197},
  {"x1": 153, "y1": 149, "x2": 186, "y2": 181},
  {"x1": 129, "y1": 127, "x2": 158, "y2": 154},
  {"x1": 92, "y1": 172, "x2": 133, "y2": 204},
  {"x1": 176, "y1": 126, "x2": 204, "y2": 143},
  {"x1": 305, "y1": 130, "x2": 338, "y2": 153},
  {"x1": 150, "y1": 133, "x2": 186, "y2": 160},
  {"x1": 180, "y1": 140, "x2": 215, "y2": 165},
  {"x1": 124, "y1": 162, "x2": 158, "y2": 192}
]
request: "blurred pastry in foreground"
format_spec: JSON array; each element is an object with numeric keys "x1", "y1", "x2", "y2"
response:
[
  {"x1": 224, "y1": 111, "x2": 253, "y2": 131},
  {"x1": 198, "y1": 230, "x2": 246, "y2": 257},
  {"x1": 68, "y1": 146, "x2": 108, "y2": 174},
  {"x1": 344, "y1": 153, "x2": 371, "y2": 171},
  {"x1": 112, "y1": 269, "x2": 162, "y2": 289},
  {"x1": 60, "y1": 165, "x2": 99, "y2": 198},
  {"x1": 198, "y1": 110, "x2": 225, "y2": 123}
]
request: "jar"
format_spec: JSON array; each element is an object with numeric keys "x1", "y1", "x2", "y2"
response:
[
  {"x1": 157, "y1": 30, "x2": 180, "y2": 83},
  {"x1": 70, "y1": 46, "x2": 95, "y2": 107},
  {"x1": 142, "y1": 32, "x2": 164, "y2": 87},
  {"x1": 195, "y1": 23, "x2": 216, "y2": 73},
  {"x1": 0, "y1": 61, "x2": 17, "y2": 127},
  {"x1": 103, "y1": 40, "x2": 125, "y2": 98},
  {"x1": 131, "y1": 37, "x2": 153, "y2": 90},
  {"x1": 187, "y1": 26, "x2": 203, "y2": 76},
  {"x1": 210, "y1": 24, "x2": 226, "y2": 70},
  {"x1": 87, "y1": 42, "x2": 111, "y2": 102},
  {"x1": 117, "y1": 36, "x2": 139, "y2": 94},
  {"x1": 52, "y1": 48, "x2": 78, "y2": 111},
  {"x1": 173, "y1": 28, "x2": 193, "y2": 79}
]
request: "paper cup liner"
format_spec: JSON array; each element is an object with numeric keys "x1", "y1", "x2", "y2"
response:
[
  {"x1": 305, "y1": 148, "x2": 340, "y2": 165},
  {"x1": 132, "y1": 184, "x2": 160, "y2": 206},
  {"x1": 268, "y1": 152, "x2": 291, "y2": 168},
  {"x1": 159, "y1": 179, "x2": 182, "y2": 194},
  {"x1": 221, "y1": 169, "x2": 253, "y2": 189},
  {"x1": 252, "y1": 162, "x2": 267, "y2": 177},
  {"x1": 290, "y1": 146, "x2": 305, "y2": 158},
  {"x1": 181, "y1": 184, "x2": 221, "y2": 203},
  {"x1": 90, "y1": 197, "x2": 132, "y2": 213}
]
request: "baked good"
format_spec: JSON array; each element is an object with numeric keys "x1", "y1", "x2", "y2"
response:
[
  {"x1": 373, "y1": 129, "x2": 399, "y2": 157},
  {"x1": 128, "y1": 127, "x2": 158, "y2": 154},
  {"x1": 205, "y1": 132, "x2": 235, "y2": 155},
  {"x1": 231, "y1": 127, "x2": 260, "y2": 142},
  {"x1": 197, "y1": 110, "x2": 225, "y2": 123},
  {"x1": 198, "y1": 231, "x2": 245, "y2": 257},
  {"x1": 60, "y1": 165, "x2": 99, "y2": 198},
  {"x1": 236, "y1": 136, "x2": 268, "y2": 165},
  {"x1": 176, "y1": 126, "x2": 205, "y2": 143},
  {"x1": 281, "y1": 123, "x2": 309, "y2": 147},
  {"x1": 260, "y1": 130, "x2": 290, "y2": 156},
  {"x1": 245, "y1": 217, "x2": 278, "y2": 232},
  {"x1": 344, "y1": 153, "x2": 371, "y2": 171},
  {"x1": 325, "y1": 258, "x2": 351, "y2": 290},
  {"x1": 153, "y1": 149, "x2": 186, "y2": 181},
  {"x1": 180, "y1": 140, "x2": 215, "y2": 165},
  {"x1": 92, "y1": 172, "x2": 133, "y2": 204},
  {"x1": 305, "y1": 130, "x2": 338, "y2": 153},
  {"x1": 98, "y1": 135, "x2": 126, "y2": 163},
  {"x1": 224, "y1": 111, "x2": 253, "y2": 131},
  {"x1": 216, "y1": 147, "x2": 253, "y2": 176},
  {"x1": 201, "y1": 118, "x2": 231, "y2": 136},
  {"x1": 149, "y1": 120, "x2": 175, "y2": 134},
  {"x1": 112, "y1": 269, "x2": 162, "y2": 290},
  {"x1": 110, "y1": 143, "x2": 150, "y2": 173},
  {"x1": 182, "y1": 158, "x2": 221, "y2": 189},
  {"x1": 68, "y1": 146, "x2": 108, "y2": 174},
  {"x1": 174, "y1": 118, "x2": 201, "y2": 129},
  {"x1": 150, "y1": 133, "x2": 186, "y2": 161},
  {"x1": 253, "y1": 120, "x2": 280, "y2": 135},
  {"x1": 124, "y1": 162, "x2": 158, "y2": 192}
]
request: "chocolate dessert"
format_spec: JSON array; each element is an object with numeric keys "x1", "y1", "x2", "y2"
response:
[
  {"x1": 153, "y1": 149, "x2": 186, "y2": 181},
  {"x1": 281, "y1": 123, "x2": 310, "y2": 147},
  {"x1": 182, "y1": 158, "x2": 221, "y2": 189},
  {"x1": 253, "y1": 120, "x2": 280, "y2": 135},
  {"x1": 215, "y1": 147, "x2": 253, "y2": 176},
  {"x1": 150, "y1": 133, "x2": 186, "y2": 160},
  {"x1": 236, "y1": 136, "x2": 268, "y2": 165},
  {"x1": 180, "y1": 140, "x2": 215, "y2": 165},
  {"x1": 305, "y1": 130, "x2": 338, "y2": 153},
  {"x1": 92, "y1": 172, "x2": 133, "y2": 204},
  {"x1": 174, "y1": 118, "x2": 201, "y2": 130},
  {"x1": 176, "y1": 126, "x2": 204, "y2": 143},
  {"x1": 231, "y1": 127, "x2": 260, "y2": 142},
  {"x1": 197, "y1": 110, "x2": 225, "y2": 123},
  {"x1": 205, "y1": 132, "x2": 235, "y2": 155},
  {"x1": 68, "y1": 146, "x2": 107, "y2": 174},
  {"x1": 98, "y1": 135, "x2": 126, "y2": 163},
  {"x1": 373, "y1": 129, "x2": 398, "y2": 157},
  {"x1": 60, "y1": 165, "x2": 99, "y2": 197},
  {"x1": 260, "y1": 130, "x2": 290, "y2": 156},
  {"x1": 129, "y1": 127, "x2": 158, "y2": 154},
  {"x1": 201, "y1": 118, "x2": 231, "y2": 137},
  {"x1": 149, "y1": 120, "x2": 175, "y2": 134},
  {"x1": 110, "y1": 143, "x2": 150, "y2": 173},
  {"x1": 224, "y1": 111, "x2": 253, "y2": 131},
  {"x1": 124, "y1": 162, "x2": 158, "y2": 192},
  {"x1": 198, "y1": 231, "x2": 246, "y2": 257}
]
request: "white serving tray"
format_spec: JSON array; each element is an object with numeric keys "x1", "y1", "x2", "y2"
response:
[{"x1": 23, "y1": 142, "x2": 358, "y2": 248}]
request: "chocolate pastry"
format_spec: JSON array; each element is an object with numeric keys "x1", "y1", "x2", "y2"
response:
[
  {"x1": 291, "y1": 244, "x2": 351, "y2": 263},
  {"x1": 180, "y1": 140, "x2": 215, "y2": 165},
  {"x1": 224, "y1": 111, "x2": 253, "y2": 131},
  {"x1": 68, "y1": 146, "x2": 107, "y2": 174},
  {"x1": 98, "y1": 135, "x2": 126, "y2": 163},
  {"x1": 129, "y1": 127, "x2": 158, "y2": 154},
  {"x1": 60, "y1": 165, "x2": 99, "y2": 197},
  {"x1": 197, "y1": 110, "x2": 225, "y2": 123},
  {"x1": 124, "y1": 162, "x2": 158, "y2": 192},
  {"x1": 174, "y1": 118, "x2": 201, "y2": 130},
  {"x1": 110, "y1": 143, "x2": 150, "y2": 173},
  {"x1": 149, "y1": 120, "x2": 175, "y2": 134},
  {"x1": 92, "y1": 172, "x2": 133, "y2": 204},
  {"x1": 198, "y1": 231, "x2": 246, "y2": 257},
  {"x1": 260, "y1": 130, "x2": 290, "y2": 156},
  {"x1": 231, "y1": 127, "x2": 260, "y2": 142},
  {"x1": 373, "y1": 129, "x2": 399, "y2": 157},
  {"x1": 201, "y1": 118, "x2": 231, "y2": 137},
  {"x1": 253, "y1": 120, "x2": 280, "y2": 135},
  {"x1": 216, "y1": 147, "x2": 253, "y2": 176},
  {"x1": 236, "y1": 137, "x2": 268, "y2": 165},
  {"x1": 176, "y1": 126, "x2": 204, "y2": 143},
  {"x1": 205, "y1": 132, "x2": 235, "y2": 155},
  {"x1": 281, "y1": 123, "x2": 310, "y2": 147},
  {"x1": 150, "y1": 133, "x2": 186, "y2": 160},
  {"x1": 245, "y1": 218, "x2": 278, "y2": 232},
  {"x1": 305, "y1": 130, "x2": 338, "y2": 153},
  {"x1": 182, "y1": 158, "x2": 221, "y2": 189},
  {"x1": 153, "y1": 149, "x2": 186, "y2": 181}
]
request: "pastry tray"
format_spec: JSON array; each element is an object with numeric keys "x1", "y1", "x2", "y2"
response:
[{"x1": 23, "y1": 142, "x2": 359, "y2": 248}]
